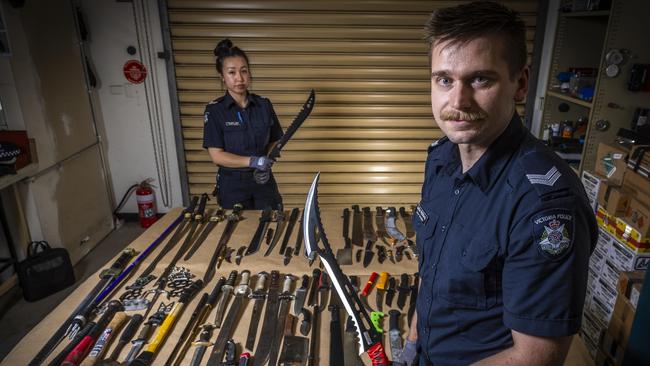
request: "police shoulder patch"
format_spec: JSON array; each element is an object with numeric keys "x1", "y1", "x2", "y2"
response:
[
  {"x1": 204, "y1": 111, "x2": 210, "y2": 124},
  {"x1": 532, "y1": 208, "x2": 574, "y2": 260}
]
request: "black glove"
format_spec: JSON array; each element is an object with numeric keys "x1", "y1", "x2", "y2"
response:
[
  {"x1": 249, "y1": 156, "x2": 274, "y2": 171},
  {"x1": 254, "y1": 169, "x2": 271, "y2": 184}
]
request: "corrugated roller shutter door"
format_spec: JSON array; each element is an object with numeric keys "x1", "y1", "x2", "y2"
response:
[{"x1": 167, "y1": 0, "x2": 539, "y2": 207}]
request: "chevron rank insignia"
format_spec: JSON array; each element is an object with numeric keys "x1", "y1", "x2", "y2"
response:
[
  {"x1": 526, "y1": 166, "x2": 562, "y2": 186},
  {"x1": 532, "y1": 209, "x2": 573, "y2": 259}
]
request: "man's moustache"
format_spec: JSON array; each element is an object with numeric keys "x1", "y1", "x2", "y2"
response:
[{"x1": 440, "y1": 110, "x2": 487, "y2": 121}]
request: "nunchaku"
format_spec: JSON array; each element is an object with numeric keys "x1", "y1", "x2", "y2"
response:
[{"x1": 304, "y1": 172, "x2": 390, "y2": 366}]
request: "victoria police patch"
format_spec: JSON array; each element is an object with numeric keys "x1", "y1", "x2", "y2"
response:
[{"x1": 532, "y1": 209, "x2": 573, "y2": 259}]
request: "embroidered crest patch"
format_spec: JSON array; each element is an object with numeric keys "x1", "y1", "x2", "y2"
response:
[{"x1": 532, "y1": 209, "x2": 573, "y2": 259}]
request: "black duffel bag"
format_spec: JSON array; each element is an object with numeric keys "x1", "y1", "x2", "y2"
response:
[{"x1": 16, "y1": 241, "x2": 75, "y2": 302}]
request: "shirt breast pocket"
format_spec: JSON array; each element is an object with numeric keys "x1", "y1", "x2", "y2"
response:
[
  {"x1": 440, "y1": 236, "x2": 499, "y2": 309},
  {"x1": 223, "y1": 124, "x2": 247, "y2": 153},
  {"x1": 252, "y1": 119, "x2": 272, "y2": 151}
]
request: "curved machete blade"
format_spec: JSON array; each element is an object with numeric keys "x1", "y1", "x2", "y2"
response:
[
  {"x1": 268, "y1": 89, "x2": 315, "y2": 160},
  {"x1": 303, "y1": 173, "x2": 382, "y2": 356}
]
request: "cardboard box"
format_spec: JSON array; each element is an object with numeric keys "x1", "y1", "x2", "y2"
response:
[
  {"x1": 583, "y1": 170, "x2": 606, "y2": 213},
  {"x1": 594, "y1": 277, "x2": 618, "y2": 310},
  {"x1": 614, "y1": 216, "x2": 650, "y2": 253},
  {"x1": 590, "y1": 245, "x2": 608, "y2": 273},
  {"x1": 627, "y1": 145, "x2": 650, "y2": 178},
  {"x1": 597, "y1": 206, "x2": 618, "y2": 235},
  {"x1": 622, "y1": 170, "x2": 650, "y2": 208},
  {"x1": 597, "y1": 182, "x2": 632, "y2": 216},
  {"x1": 581, "y1": 332, "x2": 600, "y2": 359},
  {"x1": 595, "y1": 350, "x2": 617, "y2": 366},
  {"x1": 601, "y1": 260, "x2": 622, "y2": 289},
  {"x1": 582, "y1": 312, "x2": 605, "y2": 348},
  {"x1": 616, "y1": 271, "x2": 646, "y2": 301},
  {"x1": 596, "y1": 143, "x2": 629, "y2": 186},
  {"x1": 630, "y1": 282, "x2": 642, "y2": 309},
  {"x1": 601, "y1": 228, "x2": 650, "y2": 271},
  {"x1": 600, "y1": 331, "x2": 625, "y2": 365},
  {"x1": 608, "y1": 296, "x2": 636, "y2": 348},
  {"x1": 623, "y1": 198, "x2": 650, "y2": 238}
]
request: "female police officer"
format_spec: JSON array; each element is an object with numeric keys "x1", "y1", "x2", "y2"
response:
[{"x1": 203, "y1": 39, "x2": 284, "y2": 209}]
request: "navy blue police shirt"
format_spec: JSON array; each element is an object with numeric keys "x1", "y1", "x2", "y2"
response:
[
  {"x1": 203, "y1": 91, "x2": 283, "y2": 167},
  {"x1": 414, "y1": 114, "x2": 597, "y2": 364}
]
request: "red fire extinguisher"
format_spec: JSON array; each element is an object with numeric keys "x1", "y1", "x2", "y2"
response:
[{"x1": 136, "y1": 180, "x2": 158, "y2": 228}]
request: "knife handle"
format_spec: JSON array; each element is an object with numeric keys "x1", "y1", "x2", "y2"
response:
[
  {"x1": 282, "y1": 274, "x2": 294, "y2": 293},
  {"x1": 254, "y1": 271, "x2": 269, "y2": 291},
  {"x1": 376, "y1": 272, "x2": 389, "y2": 290},
  {"x1": 400, "y1": 273, "x2": 410, "y2": 288},
  {"x1": 388, "y1": 310, "x2": 400, "y2": 331},
  {"x1": 367, "y1": 342, "x2": 390, "y2": 366},
  {"x1": 299, "y1": 274, "x2": 309, "y2": 289},
  {"x1": 225, "y1": 270, "x2": 238, "y2": 287},
  {"x1": 362, "y1": 272, "x2": 378, "y2": 297},
  {"x1": 318, "y1": 271, "x2": 329, "y2": 289},
  {"x1": 342, "y1": 208, "x2": 350, "y2": 237}
]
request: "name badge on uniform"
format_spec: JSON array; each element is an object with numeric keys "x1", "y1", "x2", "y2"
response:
[
  {"x1": 225, "y1": 121, "x2": 242, "y2": 127},
  {"x1": 533, "y1": 209, "x2": 573, "y2": 260},
  {"x1": 415, "y1": 203, "x2": 428, "y2": 224}
]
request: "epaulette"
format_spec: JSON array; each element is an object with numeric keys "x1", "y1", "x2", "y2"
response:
[
  {"x1": 517, "y1": 150, "x2": 572, "y2": 197},
  {"x1": 427, "y1": 137, "x2": 449, "y2": 153},
  {"x1": 208, "y1": 96, "x2": 224, "y2": 105}
]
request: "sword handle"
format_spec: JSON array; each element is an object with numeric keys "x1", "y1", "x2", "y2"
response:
[
  {"x1": 195, "y1": 193, "x2": 209, "y2": 220},
  {"x1": 362, "y1": 272, "x2": 378, "y2": 297},
  {"x1": 376, "y1": 272, "x2": 389, "y2": 290},
  {"x1": 236, "y1": 270, "x2": 251, "y2": 295},
  {"x1": 254, "y1": 271, "x2": 269, "y2": 292},
  {"x1": 231, "y1": 203, "x2": 243, "y2": 217},
  {"x1": 225, "y1": 270, "x2": 238, "y2": 287},
  {"x1": 186, "y1": 195, "x2": 199, "y2": 216}
]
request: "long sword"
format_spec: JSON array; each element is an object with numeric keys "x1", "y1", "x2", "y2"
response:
[{"x1": 304, "y1": 173, "x2": 389, "y2": 366}]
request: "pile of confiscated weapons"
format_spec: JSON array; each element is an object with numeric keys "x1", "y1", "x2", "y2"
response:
[{"x1": 29, "y1": 181, "x2": 418, "y2": 366}]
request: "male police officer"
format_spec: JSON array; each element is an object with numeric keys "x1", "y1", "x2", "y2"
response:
[{"x1": 398, "y1": 2, "x2": 597, "y2": 365}]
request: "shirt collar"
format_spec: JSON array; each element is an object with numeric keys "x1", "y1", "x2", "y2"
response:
[
  {"x1": 223, "y1": 91, "x2": 255, "y2": 108},
  {"x1": 432, "y1": 113, "x2": 528, "y2": 192},
  {"x1": 466, "y1": 113, "x2": 528, "y2": 192}
]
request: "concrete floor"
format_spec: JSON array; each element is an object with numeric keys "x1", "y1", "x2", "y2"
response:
[{"x1": 0, "y1": 220, "x2": 144, "y2": 362}]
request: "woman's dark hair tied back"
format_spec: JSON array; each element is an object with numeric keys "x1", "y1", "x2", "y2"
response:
[
  {"x1": 214, "y1": 39, "x2": 233, "y2": 57},
  {"x1": 214, "y1": 38, "x2": 250, "y2": 75}
]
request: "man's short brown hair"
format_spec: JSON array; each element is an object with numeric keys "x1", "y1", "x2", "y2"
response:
[{"x1": 424, "y1": 1, "x2": 527, "y2": 78}]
